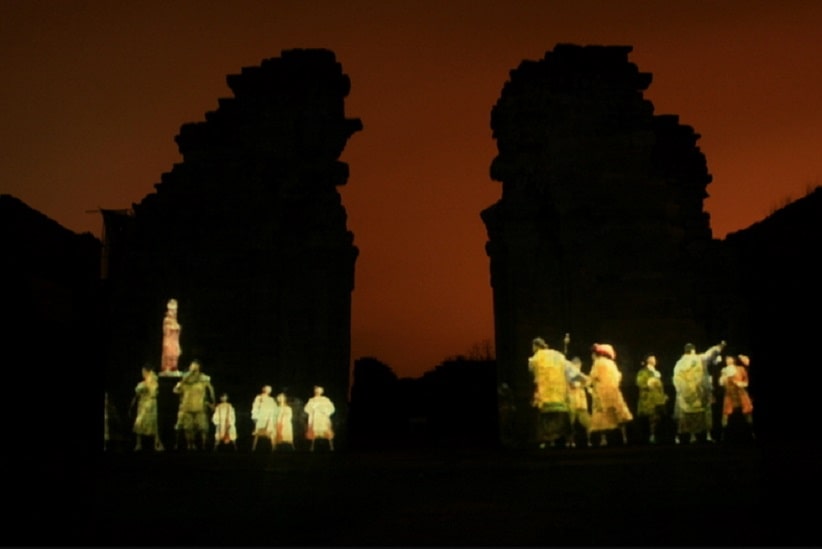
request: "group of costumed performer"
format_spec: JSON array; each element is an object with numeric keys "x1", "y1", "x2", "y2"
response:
[
  {"x1": 250, "y1": 385, "x2": 296, "y2": 452},
  {"x1": 528, "y1": 336, "x2": 621, "y2": 448},
  {"x1": 527, "y1": 335, "x2": 754, "y2": 448},
  {"x1": 528, "y1": 336, "x2": 634, "y2": 448}
]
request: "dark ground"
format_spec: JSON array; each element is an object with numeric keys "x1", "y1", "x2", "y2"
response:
[{"x1": 18, "y1": 432, "x2": 820, "y2": 547}]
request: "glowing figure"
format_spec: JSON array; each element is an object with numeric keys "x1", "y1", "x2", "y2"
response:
[
  {"x1": 132, "y1": 366, "x2": 165, "y2": 452},
  {"x1": 161, "y1": 298, "x2": 182, "y2": 374},
  {"x1": 173, "y1": 360, "x2": 215, "y2": 450},
  {"x1": 719, "y1": 354, "x2": 755, "y2": 440},
  {"x1": 274, "y1": 393, "x2": 295, "y2": 450},
  {"x1": 672, "y1": 341, "x2": 725, "y2": 444},
  {"x1": 528, "y1": 337, "x2": 576, "y2": 448},
  {"x1": 589, "y1": 343, "x2": 633, "y2": 446},
  {"x1": 212, "y1": 393, "x2": 238, "y2": 450},
  {"x1": 636, "y1": 354, "x2": 669, "y2": 444},
  {"x1": 251, "y1": 385, "x2": 278, "y2": 452},
  {"x1": 305, "y1": 386, "x2": 335, "y2": 451}
]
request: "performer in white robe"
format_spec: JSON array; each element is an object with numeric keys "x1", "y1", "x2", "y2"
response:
[
  {"x1": 212, "y1": 393, "x2": 237, "y2": 450},
  {"x1": 251, "y1": 385, "x2": 278, "y2": 452},
  {"x1": 305, "y1": 386, "x2": 335, "y2": 451},
  {"x1": 274, "y1": 393, "x2": 295, "y2": 450}
]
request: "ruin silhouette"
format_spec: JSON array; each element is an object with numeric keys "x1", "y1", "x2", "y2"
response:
[
  {"x1": 2, "y1": 41, "x2": 822, "y2": 546},
  {"x1": 98, "y1": 49, "x2": 362, "y2": 445},
  {"x1": 2, "y1": 43, "x2": 819, "y2": 454},
  {"x1": 483, "y1": 44, "x2": 742, "y2": 447}
]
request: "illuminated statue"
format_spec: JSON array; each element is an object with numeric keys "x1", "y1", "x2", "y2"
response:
[
  {"x1": 527, "y1": 337, "x2": 577, "y2": 448},
  {"x1": 719, "y1": 354, "x2": 755, "y2": 440},
  {"x1": 173, "y1": 360, "x2": 215, "y2": 450},
  {"x1": 305, "y1": 386, "x2": 335, "y2": 451},
  {"x1": 161, "y1": 298, "x2": 182, "y2": 374},
  {"x1": 589, "y1": 343, "x2": 633, "y2": 446},
  {"x1": 251, "y1": 385, "x2": 278, "y2": 452},
  {"x1": 131, "y1": 366, "x2": 165, "y2": 452},
  {"x1": 212, "y1": 393, "x2": 238, "y2": 451},
  {"x1": 567, "y1": 356, "x2": 592, "y2": 448},
  {"x1": 672, "y1": 341, "x2": 725, "y2": 444},
  {"x1": 274, "y1": 393, "x2": 295, "y2": 450},
  {"x1": 635, "y1": 354, "x2": 669, "y2": 444}
]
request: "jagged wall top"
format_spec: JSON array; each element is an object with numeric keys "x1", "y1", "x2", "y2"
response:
[
  {"x1": 171, "y1": 48, "x2": 362, "y2": 178},
  {"x1": 490, "y1": 44, "x2": 656, "y2": 186},
  {"x1": 498, "y1": 44, "x2": 650, "y2": 97},
  {"x1": 486, "y1": 43, "x2": 712, "y2": 242}
]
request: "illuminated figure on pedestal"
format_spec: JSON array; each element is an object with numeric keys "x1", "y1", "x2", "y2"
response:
[
  {"x1": 528, "y1": 337, "x2": 577, "y2": 448},
  {"x1": 636, "y1": 354, "x2": 669, "y2": 444},
  {"x1": 131, "y1": 366, "x2": 165, "y2": 452},
  {"x1": 274, "y1": 393, "x2": 295, "y2": 450},
  {"x1": 589, "y1": 343, "x2": 633, "y2": 446},
  {"x1": 173, "y1": 360, "x2": 215, "y2": 450},
  {"x1": 212, "y1": 393, "x2": 237, "y2": 451},
  {"x1": 251, "y1": 385, "x2": 278, "y2": 452},
  {"x1": 567, "y1": 356, "x2": 592, "y2": 448},
  {"x1": 719, "y1": 354, "x2": 755, "y2": 440},
  {"x1": 305, "y1": 386, "x2": 335, "y2": 451},
  {"x1": 672, "y1": 341, "x2": 725, "y2": 444},
  {"x1": 161, "y1": 299, "x2": 182, "y2": 375}
]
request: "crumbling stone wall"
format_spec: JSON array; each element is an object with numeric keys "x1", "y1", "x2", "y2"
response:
[
  {"x1": 104, "y1": 49, "x2": 361, "y2": 427},
  {"x1": 482, "y1": 44, "x2": 717, "y2": 446}
]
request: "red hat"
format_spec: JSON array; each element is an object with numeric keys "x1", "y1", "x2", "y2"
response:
[{"x1": 593, "y1": 343, "x2": 616, "y2": 360}]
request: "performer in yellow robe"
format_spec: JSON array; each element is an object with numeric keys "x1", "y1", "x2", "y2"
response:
[
  {"x1": 589, "y1": 343, "x2": 633, "y2": 446},
  {"x1": 528, "y1": 337, "x2": 578, "y2": 448},
  {"x1": 672, "y1": 341, "x2": 725, "y2": 444}
]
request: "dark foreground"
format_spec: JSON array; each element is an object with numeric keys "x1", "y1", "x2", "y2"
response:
[{"x1": 17, "y1": 438, "x2": 821, "y2": 546}]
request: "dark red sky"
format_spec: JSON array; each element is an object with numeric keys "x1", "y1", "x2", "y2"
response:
[{"x1": 3, "y1": 1, "x2": 821, "y2": 378}]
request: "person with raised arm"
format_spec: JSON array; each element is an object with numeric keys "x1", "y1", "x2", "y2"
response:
[{"x1": 672, "y1": 341, "x2": 725, "y2": 444}]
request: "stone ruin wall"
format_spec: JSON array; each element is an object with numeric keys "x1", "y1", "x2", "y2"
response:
[
  {"x1": 104, "y1": 49, "x2": 361, "y2": 419},
  {"x1": 482, "y1": 44, "x2": 718, "y2": 446}
]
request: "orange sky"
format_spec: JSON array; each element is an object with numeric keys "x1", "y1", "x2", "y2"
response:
[{"x1": 3, "y1": 1, "x2": 821, "y2": 378}]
